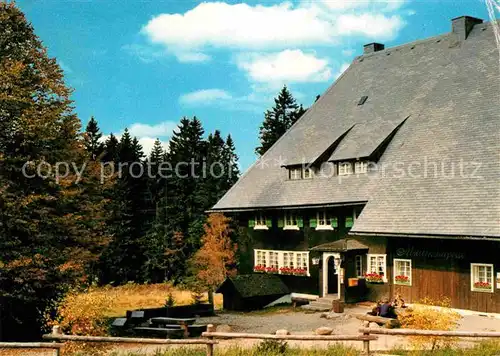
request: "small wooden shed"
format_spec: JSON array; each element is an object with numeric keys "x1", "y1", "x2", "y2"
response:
[{"x1": 216, "y1": 274, "x2": 290, "y2": 311}]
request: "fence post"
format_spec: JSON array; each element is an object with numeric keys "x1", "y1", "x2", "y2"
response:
[
  {"x1": 362, "y1": 327, "x2": 371, "y2": 356},
  {"x1": 206, "y1": 324, "x2": 215, "y2": 356},
  {"x1": 51, "y1": 325, "x2": 61, "y2": 356}
]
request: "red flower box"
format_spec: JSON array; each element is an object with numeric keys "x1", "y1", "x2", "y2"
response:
[
  {"x1": 395, "y1": 275, "x2": 410, "y2": 284},
  {"x1": 365, "y1": 273, "x2": 384, "y2": 284},
  {"x1": 473, "y1": 281, "x2": 491, "y2": 290},
  {"x1": 253, "y1": 265, "x2": 266, "y2": 273},
  {"x1": 279, "y1": 267, "x2": 308, "y2": 276}
]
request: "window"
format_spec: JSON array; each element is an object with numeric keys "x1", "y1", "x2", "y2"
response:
[
  {"x1": 471, "y1": 263, "x2": 494, "y2": 293},
  {"x1": 269, "y1": 251, "x2": 279, "y2": 269},
  {"x1": 254, "y1": 249, "x2": 309, "y2": 276},
  {"x1": 289, "y1": 168, "x2": 302, "y2": 180},
  {"x1": 394, "y1": 259, "x2": 412, "y2": 285},
  {"x1": 255, "y1": 250, "x2": 266, "y2": 266},
  {"x1": 367, "y1": 254, "x2": 387, "y2": 281},
  {"x1": 355, "y1": 161, "x2": 368, "y2": 174},
  {"x1": 254, "y1": 212, "x2": 268, "y2": 230},
  {"x1": 316, "y1": 211, "x2": 333, "y2": 230},
  {"x1": 303, "y1": 167, "x2": 314, "y2": 179},
  {"x1": 355, "y1": 255, "x2": 363, "y2": 277},
  {"x1": 284, "y1": 212, "x2": 298, "y2": 230},
  {"x1": 339, "y1": 162, "x2": 353, "y2": 175}
]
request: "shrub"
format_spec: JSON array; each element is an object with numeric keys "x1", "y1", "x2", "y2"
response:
[
  {"x1": 256, "y1": 339, "x2": 288, "y2": 354},
  {"x1": 399, "y1": 297, "x2": 461, "y2": 351},
  {"x1": 165, "y1": 292, "x2": 176, "y2": 307}
]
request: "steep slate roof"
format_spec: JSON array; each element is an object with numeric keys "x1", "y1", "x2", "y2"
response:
[
  {"x1": 213, "y1": 19, "x2": 500, "y2": 238},
  {"x1": 216, "y1": 274, "x2": 289, "y2": 298}
]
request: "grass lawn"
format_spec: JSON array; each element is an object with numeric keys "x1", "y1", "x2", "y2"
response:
[{"x1": 71, "y1": 283, "x2": 223, "y2": 318}]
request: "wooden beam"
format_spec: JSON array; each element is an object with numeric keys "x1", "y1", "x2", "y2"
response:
[
  {"x1": 43, "y1": 334, "x2": 217, "y2": 344},
  {"x1": 0, "y1": 342, "x2": 63, "y2": 348},
  {"x1": 202, "y1": 332, "x2": 377, "y2": 341},
  {"x1": 359, "y1": 328, "x2": 500, "y2": 337}
]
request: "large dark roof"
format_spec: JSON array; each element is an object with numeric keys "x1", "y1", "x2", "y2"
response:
[
  {"x1": 213, "y1": 19, "x2": 500, "y2": 238},
  {"x1": 216, "y1": 274, "x2": 289, "y2": 298}
]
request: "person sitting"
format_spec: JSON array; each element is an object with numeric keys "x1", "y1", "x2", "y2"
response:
[
  {"x1": 367, "y1": 300, "x2": 381, "y2": 316},
  {"x1": 379, "y1": 297, "x2": 397, "y2": 319},
  {"x1": 393, "y1": 294, "x2": 406, "y2": 308}
]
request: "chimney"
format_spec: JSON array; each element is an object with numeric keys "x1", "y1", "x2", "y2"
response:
[
  {"x1": 363, "y1": 43, "x2": 385, "y2": 54},
  {"x1": 452, "y1": 16, "x2": 483, "y2": 41}
]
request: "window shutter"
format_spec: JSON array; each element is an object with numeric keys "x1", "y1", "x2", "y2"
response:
[
  {"x1": 331, "y1": 217, "x2": 338, "y2": 228},
  {"x1": 297, "y1": 217, "x2": 304, "y2": 228},
  {"x1": 248, "y1": 218, "x2": 255, "y2": 228},
  {"x1": 265, "y1": 218, "x2": 272, "y2": 228},
  {"x1": 309, "y1": 218, "x2": 317, "y2": 228},
  {"x1": 345, "y1": 216, "x2": 354, "y2": 228},
  {"x1": 278, "y1": 218, "x2": 284, "y2": 228}
]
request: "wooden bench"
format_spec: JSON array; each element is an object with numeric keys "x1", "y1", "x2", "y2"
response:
[{"x1": 150, "y1": 317, "x2": 196, "y2": 338}]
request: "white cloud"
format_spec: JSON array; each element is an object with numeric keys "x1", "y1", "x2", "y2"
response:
[
  {"x1": 142, "y1": 2, "x2": 333, "y2": 50},
  {"x1": 139, "y1": 1, "x2": 406, "y2": 62},
  {"x1": 335, "y1": 62, "x2": 351, "y2": 79},
  {"x1": 236, "y1": 50, "x2": 332, "y2": 84},
  {"x1": 179, "y1": 89, "x2": 232, "y2": 105},
  {"x1": 335, "y1": 13, "x2": 405, "y2": 40},
  {"x1": 128, "y1": 121, "x2": 178, "y2": 138},
  {"x1": 103, "y1": 121, "x2": 177, "y2": 156}
]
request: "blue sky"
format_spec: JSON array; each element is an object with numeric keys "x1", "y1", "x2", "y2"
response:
[{"x1": 17, "y1": 0, "x2": 492, "y2": 170}]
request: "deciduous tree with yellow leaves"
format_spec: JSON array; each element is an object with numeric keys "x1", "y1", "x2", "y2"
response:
[{"x1": 190, "y1": 213, "x2": 237, "y2": 305}]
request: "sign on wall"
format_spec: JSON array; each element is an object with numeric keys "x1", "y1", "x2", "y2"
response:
[{"x1": 396, "y1": 247, "x2": 465, "y2": 260}]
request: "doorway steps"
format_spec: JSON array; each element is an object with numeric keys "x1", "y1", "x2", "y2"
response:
[{"x1": 300, "y1": 296, "x2": 337, "y2": 312}]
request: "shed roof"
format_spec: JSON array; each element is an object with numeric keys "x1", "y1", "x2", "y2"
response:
[
  {"x1": 216, "y1": 274, "x2": 289, "y2": 298},
  {"x1": 310, "y1": 238, "x2": 369, "y2": 252}
]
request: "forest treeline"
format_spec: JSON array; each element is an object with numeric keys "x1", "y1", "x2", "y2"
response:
[{"x1": 0, "y1": 2, "x2": 307, "y2": 340}]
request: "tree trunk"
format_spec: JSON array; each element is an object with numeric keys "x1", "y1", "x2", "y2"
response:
[{"x1": 208, "y1": 288, "x2": 214, "y2": 306}]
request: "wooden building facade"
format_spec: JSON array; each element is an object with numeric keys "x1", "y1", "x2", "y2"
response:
[{"x1": 211, "y1": 16, "x2": 500, "y2": 314}]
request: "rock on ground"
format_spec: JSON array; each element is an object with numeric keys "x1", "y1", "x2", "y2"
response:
[{"x1": 315, "y1": 326, "x2": 334, "y2": 335}]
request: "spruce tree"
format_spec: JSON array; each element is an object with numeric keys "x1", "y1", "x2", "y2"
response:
[
  {"x1": 0, "y1": 2, "x2": 111, "y2": 339},
  {"x1": 255, "y1": 85, "x2": 306, "y2": 156},
  {"x1": 103, "y1": 133, "x2": 119, "y2": 163},
  {"x1": 84, "y1": 116, "x2": 104, "y2": 160}
]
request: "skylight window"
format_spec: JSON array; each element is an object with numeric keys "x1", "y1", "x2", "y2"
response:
[{"x1": 358, "y1": 96, "x2": 368, "y2": 106}]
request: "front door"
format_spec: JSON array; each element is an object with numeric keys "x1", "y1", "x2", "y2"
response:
[{"x1": 327, "y1": 257, "x2": 338, "y2": 294}]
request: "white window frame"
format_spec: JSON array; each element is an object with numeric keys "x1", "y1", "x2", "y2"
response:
[
  {"x1": 367, "y1": 254, "x2": 387, "y2": 282},
  {"x1": 254, "y1": 212, "x2": 268, "y2": 230},
  {"x1": 284, "y1": 212, "x2": 299, "y2": 230},
  {"x1": 355, "y1": 255, "x2": 363, "y2": 278},
  {"x1": 393, "y1": 259, "x2": 412, "y2": 286},
  {"x1": 289, "y1": 168, "x2": 302, "y2": 180},
  {"x1": 338, "y1": 162, "x2": 353, "y2": 176},
  {"x1": 355, "y1": 161, "x2": 368, "y2": 174},
  {"x1": 303, "y1": 167, "x2": 314, "y2": 179},
  {"x1": 254, "y1": 249, "x2": 310, "y2": 276},
  {"x1": 316, "y1": 211, "x2": 333, "y2": 230},
  {"x1": 470, "y1": 263, "x2": 494, "y2": 293}
]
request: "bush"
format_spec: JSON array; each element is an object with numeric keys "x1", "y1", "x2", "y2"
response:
[
  {"x1": 399, "y1": 297, "x2": 461, "y2": 351},
  {"x1": 165, "y1": 292, "x2": 176, "y2": 307},
  {"x1": 256, "y1": 339, "x2": 288, "y2": 354}
]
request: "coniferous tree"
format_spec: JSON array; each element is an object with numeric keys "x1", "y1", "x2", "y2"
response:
[
  {"x1": 102, "y1": 133, "x2": 119, "y2": 163},
  {"x1": 84, "y1": 116, "x2": 104, "y2": 160},
  {"x1": 222, "y1": 134, "x2": 240, "y2": 192},
  {"x1": 255, "y1": 85, "x2": 306, "y2": 156},
  {"x1": 0, "y1": 2, "x2": 111, "y2": 339}
]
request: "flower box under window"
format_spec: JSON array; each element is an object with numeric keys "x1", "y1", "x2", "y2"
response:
[
  {"x1": 365, "y1": 273, "x2": 384, "y2": 284},
  {"x1": 395, "y1": 275, "x2": 411, "y2": 285},
  {"x1": 471, "y1": 263, "x2": 494, "y2": 293}
]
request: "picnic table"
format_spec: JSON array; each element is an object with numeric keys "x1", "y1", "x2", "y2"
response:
[{"x1": 150, "y1": 317, "x2": 196, "y2": 338}]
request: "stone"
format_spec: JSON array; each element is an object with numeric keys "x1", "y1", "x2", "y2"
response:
[
  {"x1": 369, "y1": 322, "x2": 382, "y2": 328},
  {"x1": 275, "y1": 329, "x2": 290, "y2": 335},
  {"x1": 315, "y1": 327, "x2": 334, "y2": 335},
  {"x1": 216, "y1": 324, "x2": 232, "y2": 332}
]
